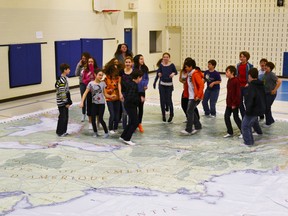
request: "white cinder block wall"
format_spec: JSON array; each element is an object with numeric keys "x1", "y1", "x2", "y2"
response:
[{"x1": 167, "y1": 0, "x2": 288, "y2": 75}]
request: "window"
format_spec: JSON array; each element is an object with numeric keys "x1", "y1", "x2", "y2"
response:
[{"x1": 149, "y1": 31, "x2": 162, "y2": 53}]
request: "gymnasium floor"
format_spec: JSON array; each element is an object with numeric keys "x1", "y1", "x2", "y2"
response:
[{"x1": 0, "y1": 74, "x2": 288, "y2": 216}]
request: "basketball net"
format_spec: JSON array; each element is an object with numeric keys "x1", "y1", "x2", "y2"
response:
[{"x1": 102, "y1": 10, "x2": 120, "y2": 25}]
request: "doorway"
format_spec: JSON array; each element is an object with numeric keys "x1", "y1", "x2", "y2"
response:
[
  {"x1": 167, "y1": 27, "x2": 181, "y2": 70},
  {"x1": 124, "y1": 12, "x2": 137, "y2": 55}
]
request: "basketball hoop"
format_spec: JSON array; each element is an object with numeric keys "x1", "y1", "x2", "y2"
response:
[{"x1": 102, "y1": 10, "x2": 120, "y2": 25}]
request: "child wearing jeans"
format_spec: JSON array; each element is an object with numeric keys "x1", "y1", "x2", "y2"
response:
[
  {"x1": 202, "y1": 59, "x2": 221, "y2": 117},
  {"x1": 80, "y1": 69, "x2": 112, "y2": 138},
  {"x1": 55, "y1": 63, "x2": 73, "y2": 137}
]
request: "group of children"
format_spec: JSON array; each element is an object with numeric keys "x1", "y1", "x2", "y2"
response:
[
  {"x1": 55, "y1": 48, "x2": 282, "y2": 146},
  {"x1": 55, "y1": 44, "x2": 149, "y2": 145}
]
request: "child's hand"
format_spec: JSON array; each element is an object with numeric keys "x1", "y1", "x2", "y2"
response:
[
  {"x1": 169, "y1": 72, "x2": 176, "y2": 78},
  {"x1": 79, "y1": 103, "x2": 83, "y2": 108},
  {"x1": 140, "y1": 96, "x2": 145, "y2": 103}
]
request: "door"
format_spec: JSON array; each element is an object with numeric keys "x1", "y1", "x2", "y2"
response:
[
  {"x1": 167, "y1": 27, "x2": 181, "y2": 70},
  {"x1": 124, "y1": 28, "x2": 133, "y2": 51}
]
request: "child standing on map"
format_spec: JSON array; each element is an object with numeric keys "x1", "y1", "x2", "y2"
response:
[
  {"x1": 80, "y1": 69, "x2": 113, "y2": 138},
  {"x1": 223, "y1": 65, "x2": 242, "y2": 138},
  {"x1": 55, "y1": 63, "x2": 73, "y2": 137},
  {"x1": 241, "y1": 68, "x2": 265, "y2": 146},
  {"x1": 119, "y1": 69, "x2": 144, "y2": 146}
]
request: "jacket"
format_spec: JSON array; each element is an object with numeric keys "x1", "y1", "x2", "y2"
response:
[
  {"x1": 244, "y1": 79, "x2": 266, "y2": 116},
  {"x1": 191, "y1": 69, "x2": 204, "y2": 100}
]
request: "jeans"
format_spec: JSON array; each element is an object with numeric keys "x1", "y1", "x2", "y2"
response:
[
  {"x1": 265, "y1": 93, "x2": 276, "y2": 125},
  {"x1": 239, "y1": 87, "x2": 247, "y2": 118},
  {"x1": 121, "y1": 101, "x2": 128, "y2": 129},
  {"x1": 121, "y1": 104, "x2": 138, "y2": 141},
  {"x1": 224, "y1": 106, "x2": 242, "y2": 135},
  {"x1": 159, "y1": 85, "x2": 174, "y2": 117},
  {"x1": 185, "y1": 99, "x2": 202, "y2": 133},
  {"x1": 107, "y1": 100, "x2": 121, "y2": 131},
  {"x1": 56, "y1": 106, "x2": 69, "y2": 135},
  {"x1": 91, "y1": 103, "x2": 108, "y2": 133},
  {"x1": 202, "y1": 88, "x2": 220, "y2": 116},
  {"x1": 79, "y1": 83, "x2": 87, "y2": 115},
  {"x1": 242, "y1": 115, "x2": 262, "y2": 145}
]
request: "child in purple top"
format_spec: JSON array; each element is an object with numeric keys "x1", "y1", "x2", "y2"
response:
[{"x1": 202, "y1": 59, "x2": 221, "y2": 117}]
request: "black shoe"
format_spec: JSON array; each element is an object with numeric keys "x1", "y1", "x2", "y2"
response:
[
  {"x1": 168, "y1": 115, "x2": 173, "y2": 122},
  {"x1": 162, "y1": 116, "x2": 166, "y2": 122}
]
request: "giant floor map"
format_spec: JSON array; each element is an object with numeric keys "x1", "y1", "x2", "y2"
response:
[{"x1": 0, "y1": 105, "x2": 288, "y2": 216}]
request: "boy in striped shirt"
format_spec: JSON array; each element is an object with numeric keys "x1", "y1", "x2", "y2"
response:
[{"x1": 55, "y1": 63, "x2": 73, "y2": 137}]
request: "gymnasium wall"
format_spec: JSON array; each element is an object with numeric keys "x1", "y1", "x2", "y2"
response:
[
  {"x1": 167, "y1": 0, "x2": 288, "y2": 75},
  {"x1": 0, "y1": 0, "x2": 167, "y2": 100}
]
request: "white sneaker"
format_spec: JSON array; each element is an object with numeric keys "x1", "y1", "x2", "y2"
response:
[
  {"x1": 93, "y1": 132, "x2": 99, "y2": 137},
  {"x1": 223, "y1": 134, "x2": 232, "y2": 138},
  {"x1": 181, "y1": 130, "x2": 197, "y2": 135},
  {"x1": 238, "y1": 134, "x2": 243, "y2": 139},
  {"x1": 89, "y1": 124, "x2": 93, "y2": 130},
  {"x1": 191, "y1": 130, "x2": 198, "y2": 134},
  {"x1": 119, "y1": 137, "x2": 123, "y2": 141},
  {"x1": 210, "y1": 115, "x2": 216, "y2": 118},
  {"x1": 252, "y1": 132, "x2": 262, "y2": 136},
  {"x1": 123, "y1": 140, "x2": 136, "y2": 146},
  {"x1": 103, "y1": 133, "x2": 109, "y2": 138},
  {"x1": 81, "y1": 114, "x2": 86, "y2": 122},
  {"x1": 262, "y1": 124, "x2": 271, "y2": 128},
  {"x1": 109, "y1": 130, "x2": 116, "y2": 135},
  {"x1": 181, "y1": 130, "x2": 191, "y2": 135}
]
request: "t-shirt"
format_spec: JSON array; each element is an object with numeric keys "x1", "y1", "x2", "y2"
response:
[
  {"x1": 187, "y1": 70, "x2": 195, "y2": 99},
  {"x1": 238, "y1": 63, "x2": 247, "y2": 87},
  {"x1": 119, "y1": 69, "x2": 132, "y2": 96},
  {"x1": 204, "y1": 70, "x2": 221, "y2": 90},
  {"x1": 87, "y1": 81, "x2": 106, "y2": 104},
  {"x1": 263, "y1": 72, "x2": 278, "y2": 93}
]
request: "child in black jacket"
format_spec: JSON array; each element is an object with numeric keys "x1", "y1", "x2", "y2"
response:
[
  {"x1": 120, "y1": 69, "x2": 144, "y2": 145},
  {"x1": 241, "y1": 68, "x2": 266, "y2": 146}
]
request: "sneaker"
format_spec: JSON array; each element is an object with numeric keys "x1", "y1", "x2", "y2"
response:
[
  {"x1": 89, "y1": 124, "x2": 93, "y2": 130},
  {"x1": 103, "y1": 133, "x2": 109, "y2": 138},
  {"x1": 81, "y1": 114, "x2": 86, "y2": 122},
  {"x1": 138, "y1": 124, "x2": 144, "y2": 133},
  {"x1": 252, "y1": 132, "x2": 262, "y2": 136},
  {"x1": 109, "y1": 130, "x2": 116, "y2": 135},
  {"x1": 93, "y1": 132, "x2": 99, "y2": 137},
  {"x1": 263, "y1": 124, "x2": 271, "y2": 128},
  {"x1": 123, "y1": 140, "x2": 136, "y2": 146},
  {"x1": 223, "y1": 134, "x2": 232, "y2": 138},
  {"x1": 119, "y1": 137, "x2": 124, "y2": 141},
  {"x1": 181, "y1": 130, "x2": 191, "y2": 135},
  {"x1": 238, "y1": 134, "x2": 243, "y2": 139},
  {"x1": 58, "y1": 132, "x2": 69, "y2": 137},
  {"x1": 210, "y1": 115, "x2": 216, "y2": 118},
  {"x1": 240, "y1": 143, "x2": 253, "y2": 147}
]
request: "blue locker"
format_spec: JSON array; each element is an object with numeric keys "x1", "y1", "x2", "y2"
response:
[
  {"x1": 55, "y1": 40, "x2": 81, "y2": 78},
  {"x1": 9, "y1": 44, "x2": 42, "y2": 88},
  {"x1": 80, "y1": 38, "x2": 103, "y2": 68}
]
